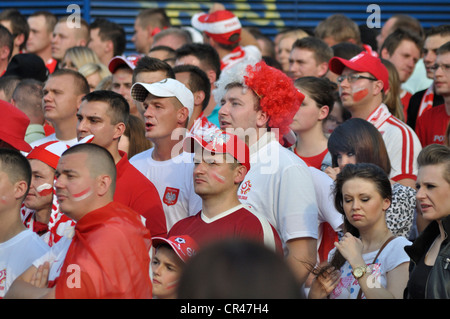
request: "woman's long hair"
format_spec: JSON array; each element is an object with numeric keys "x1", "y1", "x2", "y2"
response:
[{"x1": 314, "y1": 163, "x2": 392, "y2": 276}]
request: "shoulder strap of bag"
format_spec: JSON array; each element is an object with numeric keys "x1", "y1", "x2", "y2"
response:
[{"x1": 357, "y1": 236, "x2": 396, "y2": 299}]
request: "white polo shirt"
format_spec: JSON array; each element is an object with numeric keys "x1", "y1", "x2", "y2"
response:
[
  {"x1": 367, "y1": 104, "x2": 422, "y2": 181},
  {"x1": 237, "y1": 132, "x2": 319, "y2": 248},
  {"x1": 130, "y1": 148, "x2": 202, "y2": 230}
]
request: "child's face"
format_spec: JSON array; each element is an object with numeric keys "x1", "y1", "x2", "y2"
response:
[{"x1": 151, "y1": 246, "x2": 184, "y2": 299}]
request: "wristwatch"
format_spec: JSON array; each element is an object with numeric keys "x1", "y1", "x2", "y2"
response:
[{"x1": 352, "y1": 265, "x2": 371, "y2": 279}]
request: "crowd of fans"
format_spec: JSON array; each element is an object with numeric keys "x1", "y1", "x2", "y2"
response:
[{"x1": 0, "y1": 3, "x2": 449, "y2": 300}]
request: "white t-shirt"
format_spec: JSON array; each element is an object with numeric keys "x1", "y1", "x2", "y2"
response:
[
  {"x1": 237, "y1": 132, "x2": 319, "y2": 248},
  {"x1": 329, "y1": 236, "x2": 411, "y2": 299},
  {"x1": 308, "y1": 166, "x2": 343, "y2": 259},
  {"x1": 130, "y1": 148, "x2": 202, "y2": 230},
  {"x1": 0, "y1": 229, "x2": 50, "y2": 297}
]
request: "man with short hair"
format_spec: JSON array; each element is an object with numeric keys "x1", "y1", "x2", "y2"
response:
[
  {"x1": 46, "y1": 143, "x2": 152, "y2": 298},
  {"x1": 329, "y1": 51, "x2": 422, "y2": 188},
  {"x1": 175, "y1": 43, "x2": 222, "y2": 126},
  {"x1": 415, "y1": 42, "x2": 450, "y2": 147},
  {"x1": 76, "y1": 90, "x2": 167, "y2": 238},
  {"x1": 288, "y1": 36, "x2": 333, "y2": 80},
  {"x1": 169, "y1": 131, "x2": 283, "y2": 254},
  {"x1": 11, "y1": 79, "x2": 48, "y2": 143},
  {"x1": 216, "y1": 60, "x2": 318, "y2": 286},
  {"x1": 130, "y1": 78, "x2": 202, "y2": 230},
  {"x1": 88, "y1": 18, "x2": 126, "y2": 67},
  {"x1": 0, "y1": 9, "x2": 29, "y2": 58},
  {"x1": 132, "y1": 8, "x2": 171, "y2": 54},
  {"x1": 26, "y1": 11, "x2": 58, "y2": 73},
  {"x1": 152, "y1": 27, "x2": 192, "y2": 51},
  {"x1": 0, "y1": 148, "x2": 50, "y2": 298},
  {"x1": 0, "y1": 24, "x2": 13, "y2": 75},
  {"x1": 31, "y1": 69, "x2": 90, "y2": 148},
  {"x1": 173, "y1": 64, "x2": 217, "y2": 133},
  {"x1": 407, "y1": 24, "x2": 450, "y2": 129},
  {"x1": 380, "y1": 28, "x2": 423, "y2": 113},
  {"x1": 51, "y1": 16, "x2": 89, "y2": 62}
]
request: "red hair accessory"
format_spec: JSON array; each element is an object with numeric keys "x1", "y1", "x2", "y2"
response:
[{"x1": 243, "y1": 61, "x2": 305, "y2": 140}]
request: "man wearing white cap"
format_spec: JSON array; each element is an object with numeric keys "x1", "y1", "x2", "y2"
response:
[
  {"x1": 191, "y1": 9, "x2": 261, "y2": 71},
  {"x1": 130, "y1": 78, "x2": 202, "y2": 230}
]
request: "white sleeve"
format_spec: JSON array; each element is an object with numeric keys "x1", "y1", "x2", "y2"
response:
[
  {"x1": 278, "y1": 164, "x2": 319, "y2": 242},
  {"x1": 309, "y1": 167, "x2": 343, "y2": 231}
]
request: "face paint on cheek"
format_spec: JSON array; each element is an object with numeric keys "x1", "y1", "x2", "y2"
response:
[
  {"x1": 165, "y1": 279, "x2": 179, "y2": 290},
  {"x1": 36, "y1": 183, "x2": 53, "y2": 196},
  {"x1": 71, "y1": 187, "x2": 93, "y2": 201},
  {"x1": 211, "y1": 171, "x2": 226, "y2": 183},
  {"x1": 352, "y1": 86, "x2": 369, "y2": 102}
]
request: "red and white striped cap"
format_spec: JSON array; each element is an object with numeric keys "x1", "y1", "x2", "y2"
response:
[
  {"x1": 191, "y1": 10, "x2": 241, "y2": 45},
  {"x1": 27, "y1": 141, "x2": 70, "y2": 169}
]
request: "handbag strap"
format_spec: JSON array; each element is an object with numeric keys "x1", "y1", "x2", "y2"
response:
[{"x1": 356, "y1": 235, "x2": 396, "y2": 299}]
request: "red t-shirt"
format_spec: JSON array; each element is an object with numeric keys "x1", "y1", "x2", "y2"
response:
[
  {"x1": 294, "y1": 148, "x2": 328, "y2": 170},
  {"x1": 115, "y1": 151, "x2": 167, "y2": 237},
  {"x1": 415, "y1": 104, "x2": 450, "y2": 147},
  {"x1": 169, "y1": 204, "x2": 283, "y2": 255},
  {"x1": 55, "y1": 201, "x2": 152, "y2": 299}
]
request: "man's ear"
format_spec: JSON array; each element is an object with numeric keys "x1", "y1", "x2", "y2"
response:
[
  {"x1": 14, "y1": 180, "x2": 29, "y2": 200},
  {"x1": 234, "y1": 165, "x2": 248, "y2": 184},
  {"x1": 96, "y1": 174, "x2": 113, "y2": 197},
  {"x1": 177, "y1": 106, "x2": 189, "y2": 126},
  {"x1": 380, "y1": 48, "x2": 390, "y2": 59},
  {"x1": 113, "y1": 122, "x2": 126, "y2": 140},
  {"x1": 256, "y1": 109, "x2": 269, "y2": 128},
  {"x1": 317, "y1": 62, "x2": 329, "y2": 77}
]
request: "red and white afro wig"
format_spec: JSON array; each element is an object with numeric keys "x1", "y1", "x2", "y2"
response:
[{"x1": 243, "y1": 61, "x2": 305, "y2": 140}]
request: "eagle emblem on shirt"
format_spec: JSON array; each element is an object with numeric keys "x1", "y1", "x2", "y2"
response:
[{"x1": 163, "y1": 187, "x2": 180, "y2": 206}]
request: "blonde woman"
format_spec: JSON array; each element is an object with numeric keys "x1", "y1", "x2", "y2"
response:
[
  {"x1": 61, "y1": 46, "x2": 101, "y2": 71},
  {"x1": 78, "y1": 62, "x2": 111, "y2": 92}
]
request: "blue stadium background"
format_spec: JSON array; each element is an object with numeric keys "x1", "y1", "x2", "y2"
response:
[{"x1": 1, "y1": 0, "x2": 449, "y2": 54}]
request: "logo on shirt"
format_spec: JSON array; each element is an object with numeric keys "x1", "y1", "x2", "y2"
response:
[
  {"x1": 163, "y1": 187, "x2": 180, "y2": 206},
  {"x1": 238, "y1": 180, "x2": 252, "y2": 200},
  {"x1": 0, "y1": 268, "x2": 6, "y2": 293}
]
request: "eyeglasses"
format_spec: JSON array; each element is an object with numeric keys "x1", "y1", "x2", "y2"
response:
[
  {"x1": 430, "y1": 63, "x2": 450, "y2": 73},
  {"x1": 336, "y1": 74, "x2": 377, "y2": 84}
]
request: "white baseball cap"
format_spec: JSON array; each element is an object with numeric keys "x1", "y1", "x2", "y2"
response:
[{"x1": 131, "y1": 78, "x2": 194, "y2": 118}]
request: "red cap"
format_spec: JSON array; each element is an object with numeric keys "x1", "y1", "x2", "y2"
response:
[
  {"x1": 27, "y1": 141, "x2": 70, "y2": 169},
  {"x1": 328, "y1": 52, "x2": 390, "y2": 92},
  {"x1": 183, "y1": 130, "x2": 250, "y2": 172},
  {"x1": 0, "y1": 100, "x2": 31, "y2": 152},
  {"x1": 152, "y1": 235, "x2": 198, "y2": 263},
  {"x1": 191, "y1": 10, "x2": 241, "y2": 45},
  {"x1": 108, "y1": 54, "x2": 142, "y2": 73}
]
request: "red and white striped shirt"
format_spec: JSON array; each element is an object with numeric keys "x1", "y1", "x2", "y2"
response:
[{"x1": 367, "y1": 103, "x2": 422, "y2": 181}]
